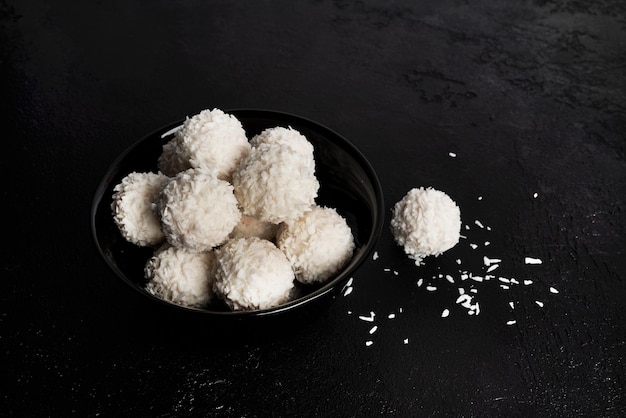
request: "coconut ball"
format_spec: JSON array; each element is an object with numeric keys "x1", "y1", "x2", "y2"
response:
[
  {"x1": 250, "y1": 126, "x2": 315, "y2": 168},
  {"x1": 158, "y1": 136, "x2": 191, "y2": 177},
  {"x1": 158, "y1": 108, "x2": 251, "y2": 180},
  {"x1": 111, "y1": 171, "x2": 170, "y2": 246},
  {"x1": 277, "y1": 206, "x2": 355, "y2": 284},
  {"x1": 390, "y1": 187, "x2": 461, "y2": 265},
  {"x1": 232, "y1": 143, "x2": 319, "y2": 224},
  {"x1": 229, "y1": 215, "x2": 280, "y2": 242},
  {"x1": 159, "y1": 168, "x2": 241, "y2": 252},
  {"x1": 213, "y1": 237, "x2": 295, "y2": 311},
  {"x1": 145, "y1": 244, "x2": 217, "y2": 308}
]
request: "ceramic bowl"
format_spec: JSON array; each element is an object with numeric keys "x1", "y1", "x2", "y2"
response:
[{"x1": 91, "y1": 109, "x2": 384, "y2": 330}]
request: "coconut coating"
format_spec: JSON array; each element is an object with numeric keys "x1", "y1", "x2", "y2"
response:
[
  {"x1": 159, "y1": 168, "x2": 241, "y2": 252},
  {"x1": 250, "y1": 126, "x2": 315, "y2": 166},
  {"x1": 111, "y1": 171, "x2": 170, "y2": 246},
  {"x1": 158, "y1": 108, "x2": 251, "y2": 180},
  {"x1": 390, "y1": 187, "x2": 461, "y2": 265},
  {"x1": 145, "y1": 244, "x2": 217, "y2": 308},
  {"x1": 158, "y1": 136, "x2": 191, "y2": 177},
  {"x1": 229, "y1": 215, "x2": 280, "y2": 242},
  {"x1": 213, "y1": 237, "x2": 295, "y2": 311},
  {"x1": 232, "y1": 143, "x2": 319, "y2": 224},
  {"x1": 277, "y1": 206, "x2": 355, "y2": 284}
]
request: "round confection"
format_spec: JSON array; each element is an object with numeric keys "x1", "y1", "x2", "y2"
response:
[
  {"x1": 145, "y1": 244, "x2": 217, "y2": 308},
  {"x1": 159, "y1": 168, "x2": 241, "y2": 252},
  {"x1": 390, "y1": 187, "x2": 461, "y2": 265},
  {"x1": 111, "y1": 171, "x2": 170, "y2": 246},
  {"x1": 250, "y1": 126, "x2": 315, "y2": 169},
  {"x1": 213, "y1": 237, "x2": 295, "y2": 311},
  {"x1": 232, "y1": 143, "x2": 319, "y2": 224},
  {"x1": 158, "y1": 108, "x2": 251, "y2": 180},
  {"x1": 276, "y1": 206, "x2": 355, "y2": 284},
  {"x1": 157, "y1": 136, "x2": 191, "y2": 177},
  {"x1": 229, "y1": 215, "x2": 280, "y2": 242}
]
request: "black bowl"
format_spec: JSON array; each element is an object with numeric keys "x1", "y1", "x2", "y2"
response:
[{"x1": 91, "y1": 109, "x2": 384, "y2": 331}]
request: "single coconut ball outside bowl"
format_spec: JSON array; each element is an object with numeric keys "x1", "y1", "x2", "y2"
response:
[{"x1": 91, "y1": 109, "x2": 385, "y2": 336}]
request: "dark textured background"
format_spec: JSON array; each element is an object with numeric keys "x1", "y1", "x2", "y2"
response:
[{"x1": 2, "y1": 0, "x2": 625, "y2": 416}]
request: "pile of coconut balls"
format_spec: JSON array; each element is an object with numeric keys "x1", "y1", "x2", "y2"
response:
[{"x1": 111, "y1": 108, "x2": 355, "y2": 311}]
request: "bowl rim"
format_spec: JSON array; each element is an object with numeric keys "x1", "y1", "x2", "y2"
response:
[{"x1": 90, "y1": 108, "x2": 385, "y2": 318}]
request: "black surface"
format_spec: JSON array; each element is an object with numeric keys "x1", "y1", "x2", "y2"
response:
[{"x1": 2, "y1": 0, "x2": 625, "y2": 416}]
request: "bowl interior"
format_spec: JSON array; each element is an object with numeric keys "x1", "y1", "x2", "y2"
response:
[{"x1": 91, "y1": 109, "x2": 384, "y2": 317}]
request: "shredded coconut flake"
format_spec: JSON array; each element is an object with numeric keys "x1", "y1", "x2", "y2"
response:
[{"x1": 525, "y1": 257, "x2": 543, "y2": 265}]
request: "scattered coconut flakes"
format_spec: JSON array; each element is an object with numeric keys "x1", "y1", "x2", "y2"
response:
[
  {"x1": 475, "y1": 220, "x2": 484, "y2": 228},
  {"x1": 384, "y1": 268, "x2": 391, "y2": 272},
  {"x1": 449, "y1": 152, "x2": 457, "y2": 157},
  {"x1": 524, "y1": 279, "x2": 533, "y2": 285},
  {"x1": 348, "y1": 311, "x2": 352, "y2": 314},
  {"x1": 478, "y1": 196, "x2": 483, "y2": 200},
  {"x1": 456, "y1": 294, "x2": 473, "y2": 307},
  {"x1": 525, "y1": 257, "x2": 542, "y2": 265},
  {"x1": 445, "y1": 275, "x2": 455, "y2": 283},
  {"x1": 343, "y1": 287, "x2": 353, "y2": 297},
  {"x1": 388, "y1": 313, "x2": 396, "y2": 319},
  {"x1": 509, "y1": 302, "x2": 515, "y2": 309},
  {"x1": 372, "y1": 251, "x2": 379, "y2": 260},
  {"x1": 426, "y1": 286, "x2": 437, "y2": 291},
  {"x1": 470, "y1": 243, "x2": 478, "y2": 249},
  {"x1": 403, "y1": 338, "x2": 409, "y2": 344},
  {"x1": 484, "y1": 257, "x2": 502, "y2": 266},
  {"x1": 393, "y1": 270, "x2": 399, "y2": 276},
  {"x1": 470, "y1": 288, "x2": 478, "y2": 293},
  {"x1": 471, "y1": 276, "x2": 484, "y2": 282},
  {"x1": 441, "y1": 308, "x2": 450, "y2": 317},
  {"x1": 486, "y1": 226, "x2": 492, "y2": 231},
  {"x1": 500, "y1": 284, "x2": 510, "y2": 290},
  {"x1": 484, "y1": 241, "x2": 491, "y2": 246},
  {"x1": 535, "y1": 300, "x2": 544, "y2": 307},
  {"x1": 365, "y1": 341, "x2": 373, "y2": 347},
  {"x1": 533, "y1": 193, "x2": 538, "y2": 198},
  {"x1": 510, "y1": 278, "x2": 519, "y2": 285},
  {"x1": 456, "y1": 259, "x2": 462, "y2": 265},
  {"x1": 458, "y1": 288, "x2": 465, "y2": 295},
  {"x1": 369, "y1": 326, "x2": 378, "y2": 334},
  {"x1": 417, "y1": 278, "x2": 423, "y2": 287},
  {"x1": 549, "y1": 287, "x2": 559, "y2": 294},
  {"x1": 465, "y1": 225, "x2": 470, "y2": 230},
  {"x1": 346, "y1": 277, "x2": 353, "y2": 287},
  {"x1": 358, "y1": 312, "x2": 375, "y2": 322},
  {"x1": 498, "y1": 277, "x2": 510, "y2": 284},
  {"x1": 506, "y1": 320, "x2": 516, "y2": 325},
  {"x1": 486, "y1": 264, "x2": 499, "y2": 273}
]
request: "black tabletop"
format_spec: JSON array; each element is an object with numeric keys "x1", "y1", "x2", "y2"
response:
[{"x1": 3, "y1": 1, "x2": 625, "y2": 416}]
